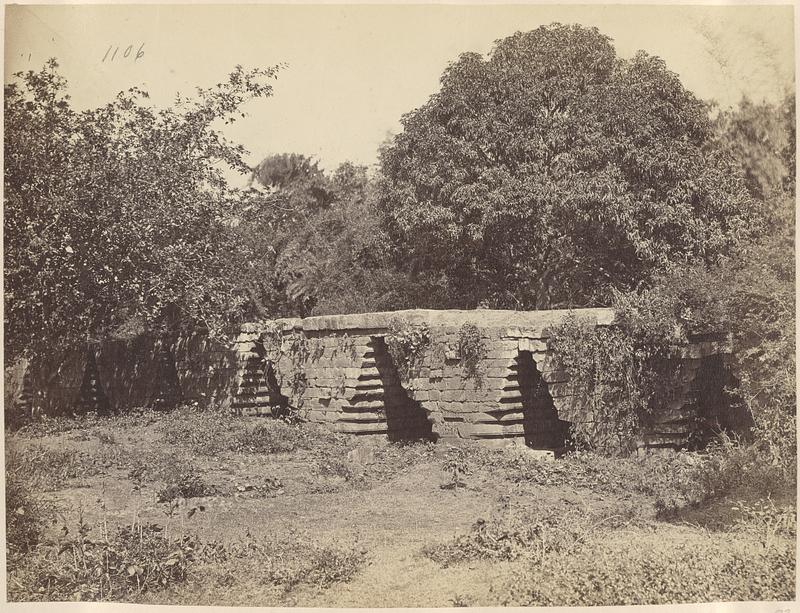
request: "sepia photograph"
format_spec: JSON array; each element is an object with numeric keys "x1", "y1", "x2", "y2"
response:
[{"x1": 3, "y1": 3, "x2": 796, "y2": 608}]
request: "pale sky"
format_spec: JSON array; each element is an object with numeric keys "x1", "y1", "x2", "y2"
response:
[{"x1": 4, "y1": 4, "x2": 796, "y2": 186}]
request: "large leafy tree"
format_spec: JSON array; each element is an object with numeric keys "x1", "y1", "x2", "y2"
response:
[
  {"x1": 379, "y1": 24, "x2": 762, "y2": 309},
  {"x1": 4, "y1": 60, "x2": 281, "y2": 361}
]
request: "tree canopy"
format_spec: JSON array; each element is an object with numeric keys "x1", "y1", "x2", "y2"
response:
[
  {"x1": 379, "y1": 24, "x2": 763, "y2": 309},
  {"x1": 4, "y1": 60, "x2": 281, "y2": 361}
]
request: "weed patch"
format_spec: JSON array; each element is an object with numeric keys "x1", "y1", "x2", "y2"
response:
[
  {"x1": 158, "y1": 407, "x2": 328, "y2": 456},
  {"x1": 8, "y1": 517, "x2": 197, "y2": 602},
  {"x1": 6, "y1": 445, "x2": 101, "y2": 492},
  {"x1": 423, "y1": 501, "x2": 640, "y2": 567},
  {"x1": 5, "y1": 451, "x2": 54, "y2": 556},
  {"x1": 504, "y1": 525, "x2": 795, "y2": 605},
  {"x1": 196, "y1": 531, "x2": 367, "y2": 593},
  {"x1": 470, "y1": 440, "x2": 794, "y2": 516}
]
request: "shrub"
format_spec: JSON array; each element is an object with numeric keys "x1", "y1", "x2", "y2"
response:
[
  {"x1": 156, "y1": 472, "x2": 215, "y2": 503},
  {"x1": 441, "y1": 446, "x2": 470, "y2": 489},
  {"x1": 385, "y1": 320, "x2": 431, "y2": 382},
  {"x1": 230, "y1": 420, "x2": 315, "y2": 454},
  {"x1": 456, "y1": 322, "x2": 486, "y2": 385},
  {"x1": 547, "y1": 312, "x2": 679, "y2": 455},
  {"x1": 470, "y1": 439, "x2": 791, "y2": 516}
]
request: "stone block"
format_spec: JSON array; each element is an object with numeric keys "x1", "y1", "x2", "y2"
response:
[
  {"x1": 518, "y1": 338, "x2": 548, "y2": 353},
  {"x1": 444, "y1": 377, "x2": 466, "y2": 390}
]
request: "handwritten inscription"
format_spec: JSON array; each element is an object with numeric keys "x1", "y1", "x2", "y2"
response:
[{"x1": 102, "y1": 43, "x2": 145, "y2": 63}]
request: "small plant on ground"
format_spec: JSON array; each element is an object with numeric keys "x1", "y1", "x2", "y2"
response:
[
  {"x1": 157, "y1": 471, "x2": 215, "y2": 503},
  {"x1": 441, "y1": 447, "x2": 470, "y2": 490},
  {"x1": 158, "y1": 406, "x2": 318, "y2": 456},
  {"x1": 6, "y1": 445, "x2": 101, "y2": 491},
  {"x1": 97, "y1": 430, "x2": 117, "y2": 445},
  {"x1": 195, "y1": 531, "x2": 367, "y2": 593},
  {"x1": 503, "y1": 521, "x2": 796, "y2": 606},
  {"x1": 731, "y1": 497, "x2": 796, "y2": 549}
]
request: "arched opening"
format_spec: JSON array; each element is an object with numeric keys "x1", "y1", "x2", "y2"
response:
[
  {"x1": 150, "y1": 343, "x2": 182, "y2": 410},
  {"x1": 516, "y1": 350, "x2": 571, "y2": 450},
  {"x1": 76, "y1": 352, "x2": 110, "y2": 415},
  {"x1": 372, "y1": 337, "x2": 435, "y2": 442},
  {"x1": 692, "y1": 355, "x2": 750, "y2": 447}
]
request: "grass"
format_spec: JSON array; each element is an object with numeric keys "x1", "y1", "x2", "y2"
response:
[
  {"x1": 5, "y1": 445, "x2": 102, "y2": 492},
  {"x1": 8, "y1": 518, "x2": 197, "y2": 602},
  {"x1": 157, "y1": 406, "x2": 339, "y2": 456},
  {"x1": 465, "y1": 438, "x2": 794, "y2": 515},
  {"x1": 5, "y1": 407, "x2": 796, "y2": 605},
  {"x1": 503, "y1": 523, "x2": 796, "y2": 606},
  {"x1": 423, "y1": 498, "x2": 643, "y2": 567},
  {"x1": 191, "y1": 531, "x2": 368, "y2": 595}
]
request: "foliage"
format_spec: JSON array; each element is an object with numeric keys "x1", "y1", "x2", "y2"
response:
[
  {"x1": 456, "y1": 322, "x2": 486, "y2": 384},
  {"x1": 242, "y1": 161, "x2": 415, "y2": 317},
  {"x1": 250, "y1": 153, "x2": 331, "y2": 206},
  {"x1": 504, "y1": 524, "x2": 795, "y2": 605},
  {"x1": 4, "y1": 60, "x2": 281, "y2": 362},
  {"x1": 424, "y1": 502, "x2": 637, "y2": 567},
  {"x1": 731, "y1": 497, "x2": 796, "y2": 550},
  {"x1": 8, "y1": 508, "x2": 366, "y2": 602},
  {"x1": 385, "y1": 320, "x2": 431, "y2": 383},
  {"x1": 612, "y1": 238, "x2": 795, "y2": 472},
  {"x1": 10, "y1": 407, "x2": 160, "y2": 436},
  {"x1": 9, "y1": 517, "x2": 197, "y2": 602},
  {"x1": 547, "y1": 312, "x2": 680, "y2": 455},
  {"x1": 712, "y1": 94, "x2": 795, "y2": 203},
  {"x1": 441, "y1": 446, "x2": 471, "y2": 489},
  {"x1": 6, "y1": 445, "x2": 102, "y2": 491},
  {"x1": 379, "y1": 24, "x2": 761, "y2": 310},
  {"x1": 468, "y1": 439, "x2": 792, "y2": 511},
  {"x1": 157, "y1": 472, "x2": 215, "y2": 503},
  {"x1": 195, "y1": 531, "x2": 367, "y2": 593},
  {"x1": 283, "y1": 332, "x2": 310, "y2": 400},
  {"x1": 234, "y1": 153, "x2": 335, "y2": 317},
  {"x1": 5, "y1": 450, "x2": 54, "y2": 556},
  {"x1": 700, "y1": 92, "x2": 796, "y2": 470}
]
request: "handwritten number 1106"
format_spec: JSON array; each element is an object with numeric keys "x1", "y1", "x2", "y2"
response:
[{"x1": 103, "y1": 43, "x2": 145, "y2": 62}]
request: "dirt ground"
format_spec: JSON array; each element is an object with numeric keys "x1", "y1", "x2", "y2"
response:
[{"x1": 5, "y1": 410, "x2": 796, "y2": 606}]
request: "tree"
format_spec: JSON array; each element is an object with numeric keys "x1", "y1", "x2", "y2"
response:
[
  {"x1": 712, "y1": 94, "x2": 794, "y2": 203},
  {"x1": 236, "y1": 160, "x2": 412, "y2": 317},
  {"x1": 379, "y1": 24, "x2": 762, "y2": 310},
  {"x1": 605, "y1": 92, "x2": 796, "y2": 468},
  {"x1": 4, "y1": 60, "x2": 281, "y2": 362}
]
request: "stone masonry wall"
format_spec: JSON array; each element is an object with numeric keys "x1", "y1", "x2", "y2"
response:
[
  {"x1": 7, "y1": 308, "x2": 734, "y2": 451},
  {"x1": 5, "y1": 331, "x2": 238, "y2": 420},
  {"x1": 229, "y1": 309, "x2": 734, "y2": 450}
]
